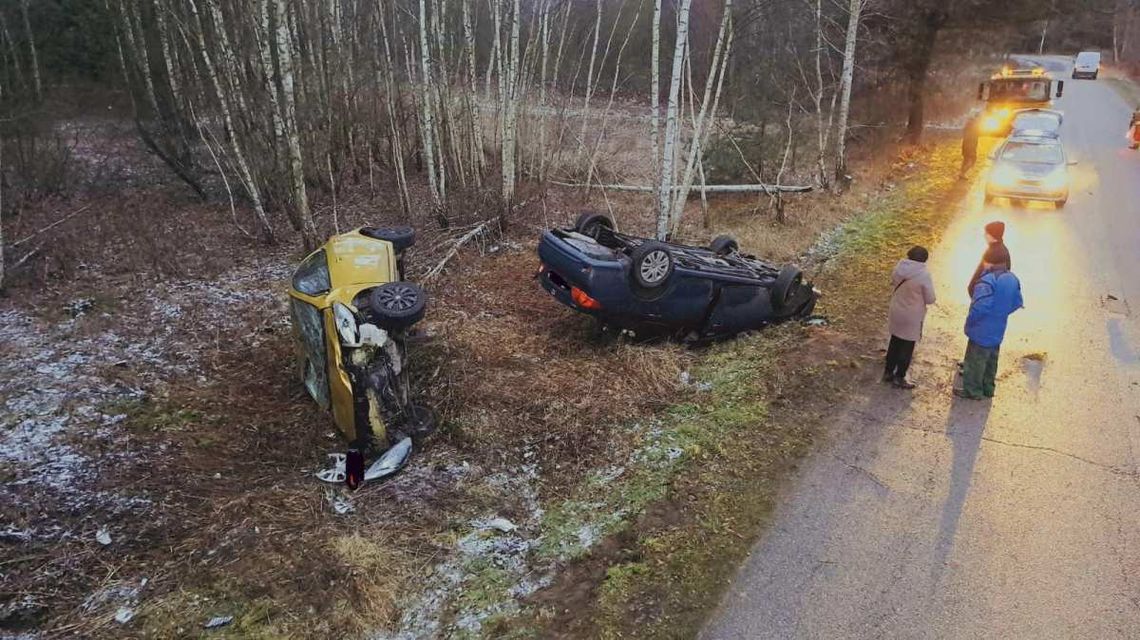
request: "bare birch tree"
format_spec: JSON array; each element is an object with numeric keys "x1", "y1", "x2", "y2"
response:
[
  {"x1": 834, "y1": 0, "x2": 863, "y2": 187},
  {"x1": 656, "y1": 0, "x2": 694, "y2": 240}
]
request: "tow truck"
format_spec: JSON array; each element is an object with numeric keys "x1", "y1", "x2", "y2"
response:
[{"x1": 975, "y1": 66, "x2": 1064, "y2": 137}]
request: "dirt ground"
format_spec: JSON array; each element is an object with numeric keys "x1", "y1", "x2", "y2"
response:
[{"x1": 1, "y1": 109, "x2": 957, "y2": 638}]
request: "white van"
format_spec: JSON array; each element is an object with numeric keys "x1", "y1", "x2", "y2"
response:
[{"x1": 1072, "y1": 51, "x2": 1101, "y2": 79}]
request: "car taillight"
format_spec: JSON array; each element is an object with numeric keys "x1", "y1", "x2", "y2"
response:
[{"x1": 571, "y1": 286, "x2": 602, "y2": 310}]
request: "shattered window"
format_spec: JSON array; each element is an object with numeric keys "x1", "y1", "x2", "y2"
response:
[
  {"x1": 293, "y1": 249, "x2": 331, "y2": 296},
  {"x1": 291, "y1": 299, "x2": 330, "y2": 409}
]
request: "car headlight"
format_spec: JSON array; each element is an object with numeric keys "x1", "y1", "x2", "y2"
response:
[
  {"x1": 989, "y1": 164, "x2": 1019, "y2": 188},
  {"x1": 981, "y1": 115, "x2": 1003, "y2": 132},
  {"x1": 1042, "y1": 168, "x2": 1067, "y2": 190},
  {"x1": 332, "y1": 302, "x2": 360, "y2": 346}
]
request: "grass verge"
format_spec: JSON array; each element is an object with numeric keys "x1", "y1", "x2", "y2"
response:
[{"x1": 523, "y1": 135, "x2": 971, "y2": 638}]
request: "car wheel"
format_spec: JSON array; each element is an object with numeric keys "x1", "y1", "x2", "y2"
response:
[
  {"x1": 771, "y1": 265, "x2": 804, "y2": 311},
  {"x1": 574, "y1": 212, "x2": 614, "y2": 239},
  {"x1": 630, "y1": 241, "x2": 674, "y2": 288},
  {"x1": 1093, "y1": 71, "x2": 1098, "y2": 80},
  {"x1": 709, "y1": 235, "x2": 739, "y2": 256},
  {"x1": 361, "y1": 225, "x2": 416, "y2": 252},
  {"x1": 369, "y1": 281, "x2": 427, "y2": 330}
]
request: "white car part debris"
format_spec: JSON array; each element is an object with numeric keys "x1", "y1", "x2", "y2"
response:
[
  {"x1": 363, "y1": 437, "x2": 412, "y2": 481},
  {"x1": 96, "y1": 526, "x2": 112, "y2": 546},
  {"x1": 358, "y1": 323, "x2": 388, "y2": 346},
  {"x1": 324, "y1": 488, "x2": 355, "y2": 515},
  {"x1": 114, "y1": 607, "x2": 135, "y2": 624},
  {"x1": 204, "y1": 615, "x2": 234, "y2": 629},
  {"x1": 316, "y1": 453, "x2": 347, "y2": 483},
  {"x1": 484, "y1": 518, "x2": 518, "y2": 533}
]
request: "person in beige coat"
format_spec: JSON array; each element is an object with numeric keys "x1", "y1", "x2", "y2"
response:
[{"x1": 884, "y1": 246, "x2": 937, "y2": 389}]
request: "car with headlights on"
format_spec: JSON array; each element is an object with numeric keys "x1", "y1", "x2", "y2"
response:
[
  {"x1": 975, "y1": 67, "x2": 1064, "y2": 136},
  {"x1": 288, "y1": 227, "x2": 434, "y2": 455},
  {"x1": 985, "y1": 134, "x2": 1074, "y2": 208}
]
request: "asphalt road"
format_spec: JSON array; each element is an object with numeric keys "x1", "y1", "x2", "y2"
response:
[{"x1": 702, "y1": 57, "x2": 1140, "y2": 639}]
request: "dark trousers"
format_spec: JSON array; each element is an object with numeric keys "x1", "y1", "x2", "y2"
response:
[
  {"x1": 959, "y1": 151, "x2": 977, "y2": 176},
  {"x1": 884, "y1": 335, "x2": 916, "y2": 379},
  {"x1": 961, "y1": 339, "x2": 1000, "y2": 398}
]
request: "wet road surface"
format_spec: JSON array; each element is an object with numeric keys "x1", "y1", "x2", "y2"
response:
[{"x1": 702, "y1": 57, "x2": 1140, "y2": 639}]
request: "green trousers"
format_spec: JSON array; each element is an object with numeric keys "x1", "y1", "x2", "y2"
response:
[{"x1": 962, "y1": 340, "x2": 1000, "y2": 398}]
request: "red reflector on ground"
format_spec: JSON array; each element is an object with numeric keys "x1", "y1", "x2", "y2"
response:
[{"x1": 571, "y1": 286, "x2": 602, "y2": 310}]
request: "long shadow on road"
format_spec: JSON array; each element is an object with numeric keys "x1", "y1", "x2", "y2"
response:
[{"x1": 929, "y1": 395, "x2": 992, "y2": 588}]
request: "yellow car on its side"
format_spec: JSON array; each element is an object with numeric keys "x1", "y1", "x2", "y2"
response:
[{"x1": 287, "y1": 226, "x2": 433, "y2": 453}]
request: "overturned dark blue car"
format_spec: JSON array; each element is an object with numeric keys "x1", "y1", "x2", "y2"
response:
[{"x1": 536, "y1": 213, "x2": 818, "y2": 341}]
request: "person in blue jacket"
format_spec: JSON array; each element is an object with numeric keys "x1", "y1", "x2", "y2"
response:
[{"x1": 955, "y1": 244, "x2": 1023, "y2": 400}]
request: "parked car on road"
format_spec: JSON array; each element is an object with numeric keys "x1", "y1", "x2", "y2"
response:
[
  {"x1": 985, "y1": 133, "x2": 1075, "y2": 208},
  {"x1": 536, "y1": 213, "x2": 818, "y2": 341},
  {"x1": 1072, "y1": 51, "x2": 1101, "y2": 79},
  {"x1": 288, "y1": 227, "x2": 435, "y2": 454},
  {"x1": 1010, "y1": 108, "x2": 1063, "y2": 139}
]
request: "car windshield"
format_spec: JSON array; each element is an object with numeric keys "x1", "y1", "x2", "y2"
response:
[
  {"x1": 990, "y1": 79, "x2": 1050, "y2": 102},
  {"x1": 1001, "y1": 141, "x2": 1063, "y2": 164},
  {"x1": 292, "y1": 249, "x2": 331, "y2": 296}
]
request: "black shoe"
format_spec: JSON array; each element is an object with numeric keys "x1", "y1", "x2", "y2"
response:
[{"x1": 892, "y1": 376, "x2": 916, "y2": 390}]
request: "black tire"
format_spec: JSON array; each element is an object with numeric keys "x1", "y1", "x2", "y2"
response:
[
  {"x1": 709, "y1": 235, "x2": 739, "y2": 256},
  {"x1": 770, "y1": 265, "x2": 803, "y2": 312},
  {"x1": 573, "y1": 212, "x2": 614, "y2": 239},
  {"x1": 1093, "y1": 71, "x2": 1098, "y2": 80},
  {"x1": 630, "y1": 241, "x2": 674, "y2": 289},
  {"x1": 361, "y1": 226, "x2": 416, "y2": 252},
  {"x1": 369, "y1": 281, "x2": 427, "y2": 330}
]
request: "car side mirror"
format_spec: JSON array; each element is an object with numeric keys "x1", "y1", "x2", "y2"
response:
[{"x1": 1056, "y1": 80, "x2": 1064, "y2": 98}]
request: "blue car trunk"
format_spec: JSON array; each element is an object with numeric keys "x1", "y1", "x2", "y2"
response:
[{"x1": 538, "y1": 231, "x2": 713, "y2": 333}]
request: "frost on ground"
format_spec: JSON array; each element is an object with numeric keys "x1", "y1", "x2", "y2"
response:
[
  {"x1": 374, "y1": 416, "x2": 698, "y2": 639},
  {"x1": 0, "y1": 258, "x2": 291, "y2": 544}
]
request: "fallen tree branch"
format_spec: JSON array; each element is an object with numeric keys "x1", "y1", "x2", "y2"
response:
[
  {"x1": 423, "y1": 220, "x2": 493, "y2": 282},
  {"x1": 11, "y1": 244, "x2": 42, "y2": 271},
  {"x1": 552, "y1": 181, "x2": 812, "y2": 194},
  {"x1": 10, "y1": 204, "x2": 93, "y2": 249}
]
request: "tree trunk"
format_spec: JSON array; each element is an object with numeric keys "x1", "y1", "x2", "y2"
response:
[
  {"x1": 903, "y1": 11, "x2": 946, "y2": 145},
  {"x1": 19, "y1": 0, "x2": 40, "y2": 102},
  {"x1": 671, "y1": 0, "x2": 732, "y2": 227},
  {"x1": 418, "y1": 0, "x2": 443, "y2": 206},
  {"x1": 273, "y1": 0, "x2": 318, "y2": 249},
  {"x1": 650, "y1": 0, "x2": 662, "y2": 197},
  {"x1": 656, "y1": 0, "x2": 694, "y2": 240},
  {"x1": 834, "y1": 0, "x2": 861, "y2": 186},
  {"x1": 187, "y1": 0, "x2": 274, "y2": 240}
]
